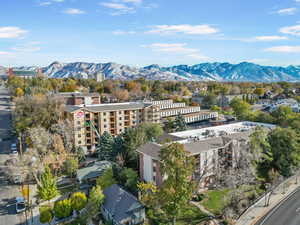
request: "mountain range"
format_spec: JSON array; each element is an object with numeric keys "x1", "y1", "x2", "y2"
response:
[{"x1": 4, "y1": 61, "x2": 300, "y2": 82}]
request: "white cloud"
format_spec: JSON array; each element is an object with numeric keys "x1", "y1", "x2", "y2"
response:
[
  {"x1": 254, "y1": 35, "x2": 288, "y2": 41},
  {"x1": 147, "y1": 24, "x2": 219, "y2": 35},
  {"x1": 295, "y1": 0, "x2": 300, "y2": 2},
  {"x1": 112, "y1": 30, "x2": 136, "y2": 35},
  {"x1": 276, "y1": 8, "x2": 297, "y2": 15},
  {"x1": 63, "y1": 8, "x2": 86, "y2": 14},
  {"x1": 280, "y1": 24, "x2": 300, "y2": 36},
  {"x1": 122, "y1": 0, "x2": 142, "y2": 4},
  {"x1": 143, "y1": 43, "x2": 209, "y2": 60},
  {"x1": 53, "y1": 0, "x2": 64, "y2": 2},
  {"x1": 264, "y1": 46, "x2": 300, "y2": 53},
  {"x1": 0, "y1": 27, "x2": 27, "y2": 39},
  {"x1": 12, "y1": 42, "x2": 41, "y2": 52},
  {"x1": 100, "y1": 2, "x2": 135, "y2": 15}
]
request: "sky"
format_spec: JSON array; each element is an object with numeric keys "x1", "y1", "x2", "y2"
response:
[{"x1": 1, "y1": 0, "x2": 300, "y2": 67}]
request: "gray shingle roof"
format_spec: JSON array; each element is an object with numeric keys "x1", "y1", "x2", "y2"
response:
[
  {"x1": 103, "y1": 184, "x2": 144, "y2": 223},
  {"x1": 76, "y1": 161, "x2": 112, "y2": 183}
]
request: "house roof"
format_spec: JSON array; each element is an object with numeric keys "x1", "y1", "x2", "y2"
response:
[
  {"x1": 103, "y1": 184, "x2": 144, "y2": 223},
  {"x1": 137, "y1": 131, "x2": 253, "y2": 159},
  {"x1": 156, "y1": 133, "x2": 185, "y2": 144},
  {"x1": 76, "y1": 161, "x2": 112, "y2": 183},
  {"x1": 64, "y1": 105, "x2": 82, "y2": 113}
]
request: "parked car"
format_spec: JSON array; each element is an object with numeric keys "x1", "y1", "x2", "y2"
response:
[
  {"x1": 11, "y1": 143, "x2": 17, "y2": 151},
  {"x1": 15, "y1": 197, "x2": 26, "y2": 213}
]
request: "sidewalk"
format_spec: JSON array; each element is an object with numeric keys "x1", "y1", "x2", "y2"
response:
[{"x1": 236, "y1": 175, "x2": 300, "y2": 225}]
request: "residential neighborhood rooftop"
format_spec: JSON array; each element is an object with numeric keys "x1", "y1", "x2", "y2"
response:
[{"x1": 102, "y1": 184, "x2": 144, "y2": 224}]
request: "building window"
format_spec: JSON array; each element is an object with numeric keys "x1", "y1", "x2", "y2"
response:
[
  {"x1": 104, "y1": 119, "x2": 106, "y2": 122},
  {"x1": 77, "y1": 121, "x2": 81, "y2": 125},
  {"x1": 103, "y1": 112, "x2": 106, "y2": 116},
  {"x1": 119, "y1": 129, "x2": 122, "y2": 132},
  {"x1": 119, "y1": 117, "x2": 122, "y2": 120},
  {"x1": 104, "y1": 125, "x2": 107, "y2": 128},
  {"x1": 119, "y1": 123, "x2": 122, "y2": 126},
  {"x1": 119, "y1": 111, "x2": 122, "y2": 114},
  {"x1": 78, "y1": 141, "x2": 82, "y2": 144},
  {"x1": 78, "y1": 134, "x2": 81, "y2": 138}
]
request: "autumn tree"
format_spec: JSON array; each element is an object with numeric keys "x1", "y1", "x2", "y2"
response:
[
  {"x1": 37, "y1": 167, "x2": 59, "y2": 201},
  {"x1": 85, "y1": 185, "x2": 105, "y2": 222},
  {"x1": 39, "y1": 206, "x2": 53, "y2": 225},
  {"x1": 64, "y1": 157, "x2": 79, "y2": 178},
  {"x1": 53, "y1": 199, "x2": 73, "y2": 219},
  {"x1": 159, "y1": 143, "x2": 195, "y2": 225},
  {"x1": 230, "y1": 97, "x2": 251, "y2": 120},
  {"x1": 70, "y1": 192, "x2": 88, "y2": 212}
]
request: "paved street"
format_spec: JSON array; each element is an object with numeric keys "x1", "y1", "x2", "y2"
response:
[
  {"x1": 0, "y1": 84, "x2": 25, "y2": 225},
  {"x1": 255, "y1": 188, "x2": 300, "y2": 225}
]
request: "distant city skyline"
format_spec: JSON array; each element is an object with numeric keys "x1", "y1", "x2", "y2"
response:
[{"x1": 1, "y1": 0, "x2": 300, "y2": 67}]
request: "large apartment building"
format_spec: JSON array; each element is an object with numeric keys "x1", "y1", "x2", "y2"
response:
[
  {"x1": 64, "y1": 99, "x2": 218, "y2": 153},
  {"x1": 65, "y1": 102, "x2": 160, "y2": 152},
  {"x1": 146, "y1": 99, "x2": 218, "y2": 123},
  {"x1": 137, "y1": 122, "x2": 275, "y2": 187}
]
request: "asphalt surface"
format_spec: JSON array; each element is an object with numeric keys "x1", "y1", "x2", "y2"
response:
[
  {"x1": 255, "y1": 188, "x2": 300, "y2": 225},
  {"x1": 0, "y1": 84, "x2": 25, "y2": 225}
]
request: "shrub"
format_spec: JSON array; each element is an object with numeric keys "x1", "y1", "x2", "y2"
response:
[
  {"x1": 70, "y1": 192, "x2": 87, "y2": 211},
  {"x1": 54, "y1": 199, "x2": 73, "y2": 219}
]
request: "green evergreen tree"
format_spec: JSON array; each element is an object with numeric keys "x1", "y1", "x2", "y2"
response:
[
  {"x1": 97, "y1": 131, "x2": 114, "y2": 160},
  {"x1": 174, "y1": 114, "x2": 187, "y2": 132},
  {"x1": 37, "y1": 167, "x2": 59, "y2": 201}
]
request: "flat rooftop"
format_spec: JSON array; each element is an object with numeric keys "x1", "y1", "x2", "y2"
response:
[
  {"x1": 171, "y1": 121, "x2": 275, "y2": 142},
  {"x1": 65, "y1": 102, "x2": 153, "y2": 113}
]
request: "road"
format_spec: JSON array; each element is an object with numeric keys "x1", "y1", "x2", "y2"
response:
[
  {"x1": 255, "y1": 188, "x2": 300, "y2": 225},
  {"x1": 0, "y1": 84, "x2": 25, "y2": 225}
]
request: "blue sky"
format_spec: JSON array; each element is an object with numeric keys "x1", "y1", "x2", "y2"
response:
[{"x1": 1, "y1": 0, "x2": 300, "y2": 67}]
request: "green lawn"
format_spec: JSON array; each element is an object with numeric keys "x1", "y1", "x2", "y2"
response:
[
  {"x1": 201, "y1": 189, "x2": 230, "y2": 215},
  {"x1": 147, "y1": 204, "x2": 209, "y2": 225},
  {"x1": 177, "y1": 204, "x2": 209, "y2": 225}
]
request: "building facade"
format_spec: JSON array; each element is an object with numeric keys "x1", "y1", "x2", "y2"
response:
[
  {"x1": 54, "y1": 92, "x2": 101, "y2": 105},
  {"x1": 65, "y1": 102, "x2": 160, "y2": 152},
  {"x1": 137, "y1": 122, "x2": 275, "y2": 187}
]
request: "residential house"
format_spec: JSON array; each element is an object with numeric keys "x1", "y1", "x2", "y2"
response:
[{"x1": 102, "y1": 184, "x2": 145, "y2": 225}]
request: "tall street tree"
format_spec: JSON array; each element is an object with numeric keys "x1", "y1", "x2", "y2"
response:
[{"x1": 159, "y1": 143, "x2": 195, "y2": 225}]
